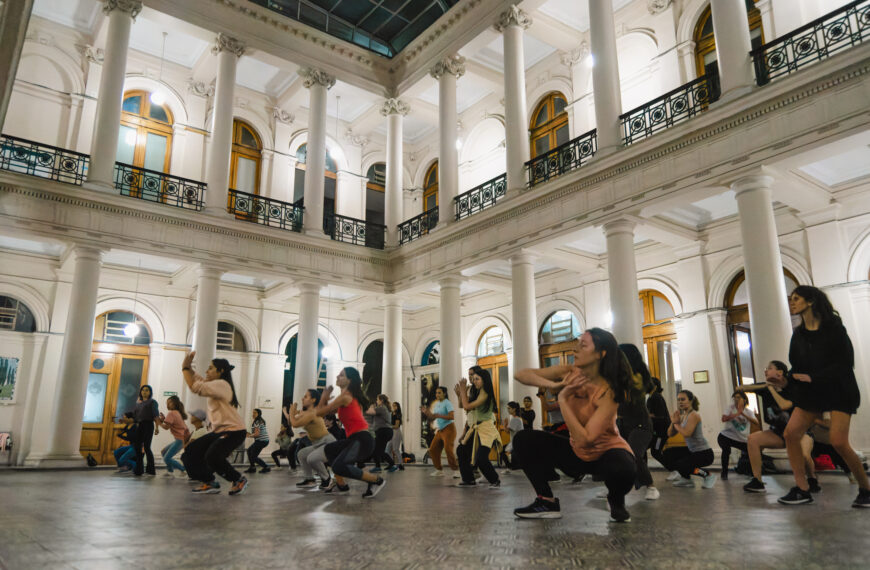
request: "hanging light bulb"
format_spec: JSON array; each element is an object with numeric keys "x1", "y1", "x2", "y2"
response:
[
  {"x1": 150, "y1": 32, "x2": 168, "y2": 106},
  {"x1": 321, "y1": 345, "x2": 332, "y2": 359},
  {"x1": 124, "y1": 322, "x2": 140, "y2": 338},
  {"x1": 149, "y1": 91, "x2": 165, "y2": 105}
]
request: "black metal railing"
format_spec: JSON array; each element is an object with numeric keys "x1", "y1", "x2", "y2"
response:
[
  {"x1": 620, "y1": 71, "x2": 720, "y2": 145},
  {"x1": 398, "y1": 206, "x2": 439, "y2": 244},
  {"x1": 114, "y1": 163, "x2": 204, "y2": 210},
  {"x1": 324, "y1": 212, "x2": 385, "y2": 249},
  {"x1": 227, "y1": 188, "x2": 303, "y2": 231},
  {"x1": 526, "y1": 129, "x2": 597, "y2": 189},
  {"x1": 751, "y1": 0, "x2": 870, "y2": 86},
  {"x1": 454, "y1": 173, "x2": 507, "y2": 221},
  {"x1": 0, "y1": 134, "x2": 89, "y2": 185}
]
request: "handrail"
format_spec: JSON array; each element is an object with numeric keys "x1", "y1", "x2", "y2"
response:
[
  {"x1": 751, "y1": 0, "x2": 870, "y2": 85},
  {"x1": 324, "y1": 211, "x2": 386, "y2": 249},
  {"x1": 398, "y1": 206, "x2": 439, "y2": 244},
  {"x1": 227, "y1": 188, "x2": 303, "y2": 231},
  {"x1": 454, "y1": 173, "x2": 507, "y2": 221},
  {"x1": 0, "y1": 133, "x2": 89, "y2": 185},
  {"x1": 115, "y1": 162, "x2": 205, "y2": 211},
  {"x1": 525, "y1": 129, "x2": 597, "y2": 188}
]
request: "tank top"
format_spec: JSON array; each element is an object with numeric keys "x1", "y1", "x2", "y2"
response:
[
  {"x1": 562, "y1": 371, "x2": 633, "y2": 462},
  {"x1": 467, "y1": 393, "x2": 495, "y2": 424},
  {"x1": 303, "y1": 415, "x2": 328, "y2": 441},
  {"x1": 682, "y1": 412, "x2": 711, "y2": 452},
  {"x1": 338, "y1": 397, "x2": 369, "y2": 436}
]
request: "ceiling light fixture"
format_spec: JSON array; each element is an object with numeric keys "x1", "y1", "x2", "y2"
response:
[{"x1": 150, "y1": 32, "x2": 168, "y2": 106}]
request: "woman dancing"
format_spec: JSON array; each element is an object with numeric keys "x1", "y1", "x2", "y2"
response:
[
  {"x1": 667, "y1": 390, "x2": 717, "y2": 489},
  {"x1": 454, "y1": 366, "x2": 501, "y2": 489},
  {"x1": 287, "y1": 389, "x2": 335, "y2": 489},
  {"x1": 716, "y1": 390, "x2": 758, "y2": 480}
]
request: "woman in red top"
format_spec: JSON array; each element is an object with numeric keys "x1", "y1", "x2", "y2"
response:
[
  {"x1": 317, "y1": 367, "x2": 386, "y2": 499},
  {"x1": 512, "y1": 328, "x2": 636, "y2": 522}
]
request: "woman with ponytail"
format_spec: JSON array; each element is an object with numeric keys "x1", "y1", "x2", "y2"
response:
[{"x1": 667, "y1": 390, "x2": 716, "y2": 489}]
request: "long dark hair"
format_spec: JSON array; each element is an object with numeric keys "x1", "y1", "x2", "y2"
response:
[
  {"x1": 377, "y1": 394, "x2": 391, "y2": 408},
  {"x1": 212, "y1": 358, "x2": 240, "y2": 408},
  {"x1": 468, "y1": 365, "x2": 495, "y2": 413},
  {"x1": 253, "y1": 408, "x2": 264, "y2": 425},
  {"x1": 792, "y1": 285, "x2": 841, "y2": 326},
  {"x1": 139, "y1": 384, "x2": 153, "y2": 401},
  {"x1": 305, "y1": 388, "x2": 322, "y2": 408},
  {"x1": 167, "y1": 395, "x2": 187, "y2": 420},
  {"x1": 679, "y1": 389, "x2": 700, "y2": 411},
  {"x1": 343, "y1": 367, "x2": 369, "y2": 410},
  {"x1": 619, "y1": 343, "x2": 653, "y2": 395},
  {"x1": 586, "y1": 328, "x2": 632, "y2": 405}
]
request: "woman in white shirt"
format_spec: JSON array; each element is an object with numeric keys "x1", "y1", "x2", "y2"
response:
[{"x1": 717, "y1": 390, "x2": 759, "y2": 480}]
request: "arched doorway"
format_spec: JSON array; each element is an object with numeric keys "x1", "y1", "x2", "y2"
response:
[
  {"x1": 639, "y1": 289, "x2": 681, "y2": 406},
  {"x1": 81, "y1": 311, "x2": 151, "y2": 465},
  {"x1": 419, "y1": 340, "x2": 440, "y2": 449},
  {"x1": 283, "y1": 334, "x2": 326, "y2": 407},
  {"x1": 361, "y1": 340, "x2": 384, "y2": 403},
  {"x1": 537, "y1": 310, "x2": 580, "y2": 426},
  {"x1": 423, "y1": 161, "x2": 438, "y2": 211},
  {"x1": 529, "y1": 91, "x2": 570, "y2": 158},
  {"x1": 475, "y1": 326, "x2": 509, "y2": 425},
  {"x1": 117, "y1": 90, "x2": 173, "y2": 172}
]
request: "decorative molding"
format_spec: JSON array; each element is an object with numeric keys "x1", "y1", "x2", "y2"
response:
[
  {"x1": 647, "y1": 0, "x2": 673, "y2": 15},
  {"x1": 429, "y1": 55, "x2": 465, "y2": 80},
  {"x1": 559, "y1": 41, "x2": 589, "y2": 68},
  {"x1": 211, "y1": 33, "x2": 246, "y2": 58},
  {"x1": 344, "y1": 129, "x2": 369, "y2": 147},
  {"x1": 187, "y1": 79, "x2": 214, "y2": 98},
  {"x1": 272, "y1": 107, "x2": 295, "y2": 124},
  {"x1": 103, "y1": 0, "x2": 142, "y2": 18},
  {"x1": 298, "y1": 67, "x2": 336, "y2": 89},
  {"x1": 235, "y1": 97, "x2": 249, "y2": 109},
  {"x1": 26, "y1": 30, "x2": 54, "y2": 47},
  {"x1": 495, "y1": 4, "x2": 532, "y2": 32},
  {"x1": 380, "y1": 98, "x2": 410, "y2": 117},
  {"x1": 80, "y1": 44, "x2": 104, "y2": 64}
]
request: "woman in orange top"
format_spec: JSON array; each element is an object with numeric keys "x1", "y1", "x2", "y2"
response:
[{"x1": 512, "y1": 328, "x2": 636, "y2": 522}]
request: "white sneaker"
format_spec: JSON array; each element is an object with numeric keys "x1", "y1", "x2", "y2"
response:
[
  {"x1": 645, "y1": 487, "x2": 661, "y2": 500},
  {"x1": 452, "y1": 471, "x2": 462, "y2": 479},
  {"x1": 162, "y1": 472, "x2": 174, "y2": 478},
  {"x1": 430, "y1": 470, "x2": 445, "y2": 477},
  {"x1": 596, "y1": 488, "x2": 609, "y2": 499},
  {"x1": 666, "y1": 471, "x2": 681, "y2": 481},
  {"x1": 672, "y1": 477, "x2": 694, "y2": 487},
  {"x1": 702, "y1": 473, "x2": 718, "y2": 489}
]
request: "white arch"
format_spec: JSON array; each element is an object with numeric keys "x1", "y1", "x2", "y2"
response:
[
  {"x1": 19, "y1": 42, "x2": 84, "y2": 93},
  {"x1": 847, "y1": 227, "x2": 870, "y2": 282},
  {"x1": 464, "y1": 314, "x2": 513, "y2": 357},
  {"x1": 638, "y1": 277, "x2": 684, "y2": 315},
  {"x1": 706, "y1": 250, "x2": 812, "y2": 308},
  {"x1": 677, "y1": 0, "x2": 711, "y2": 49},
  {"x1": 527, "y1": 82, "x2": 573, "y2": 119},
  {"x1": 414, "y1": 156, "x2": 440, "y2": 189},
  {"x1": 122, "y1": 75, "x2": 189, "y2": 125},
  {"x1": 287, "y1": 131, "x2": 350, "y2": 172},
  {"x1": 232, "y1": 108, "x2": 272, "y2": 151},
  {"x1": 460, "y1": 117, "x2": 505, "y2": 164},
  {"x1": 94, "y1": 296, "x2": 166, "y2": 343},
  {"x1": 276, "y1": 322, "x2": 344, "y2": 361},
  {"x1": 217, "y1": 309, "x2": 260, "y2": 353},
  {"x1": 535, "y1": 299, "x2": 586, "y2": 336},
  {"x1": 357, "y1": 331, "x2": 384, "y2": 364},
  {"x1": 413, "y1": 335, "x2": 440, "y2": 367},
  {"x1": 0, "y1": 280, "x2": 51, "y2": 332}
]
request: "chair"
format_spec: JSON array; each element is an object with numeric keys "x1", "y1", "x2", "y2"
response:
[{"x1": 230, "y1": 443, "x2": 247, "y2": 465}]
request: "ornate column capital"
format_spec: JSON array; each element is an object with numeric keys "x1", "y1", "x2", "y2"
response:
[
  {"x1": 429, "y1": 55, "x2": 466, "y2": 80},
  {"x1": 559, "y1": 41, "x2": 589, "y2": 68},
  {"x1": 272, "y1": 107, "x2": 295, "y2": 124},
  {"x1": 187, "y1": 79, "x2": 214, "y2": 98},
  {"x1": 494, "y1": 5, "x2": 532, "y2": 32},
  {"x1": 103, "y1": 0, "x2": 142, "y2": 18},
  {"x1": 81, "y1": 45, "x2": 104, "y2": 64},
  {"x1": 380, "y1": 98, "x2": 410, "y2": 117},
  {"x1": 298, "y1": 67, "x2": 336, "y2": 89},
  {"x1": 212, "y1": 33, "x2": 246, "y2": 58},
  {"x1": 647, "y1": 0, "x2": 673, "y2": 15},
  {"x1": 344, "y1": 129, "x2": 369, "y2": 147}
]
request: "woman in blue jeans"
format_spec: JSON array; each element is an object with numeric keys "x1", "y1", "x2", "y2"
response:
[
  {"x1": 156, "y1": 395, "x2": 190, "y2": 477},
  {"x1": 245, "y1": 408, "x2": 271, "y2": 473}
]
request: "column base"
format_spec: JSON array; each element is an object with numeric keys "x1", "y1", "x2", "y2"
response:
[
  {"x1": 83, "y1": 180, "x2": 115, "y2": 193},
  {"x1": 23, "y1": 453, "x2": 87, "y2": 469},
  {"x1": 304, "y1": 227, "x2": 328, "y2": 238},
  {"x1": 203, "y1": 206, "x2": 230, "y2": 217},
  {"x1": 593, "y1": 145, "x2": 621, "y2": 159},
  {"x1": 711, "y1": 85, "x2": 755, "y2": 107}
]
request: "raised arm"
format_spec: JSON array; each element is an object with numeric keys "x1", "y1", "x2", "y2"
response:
[
  {"x1": 514, "y1": 365, "x2": 572, "y2": 390},
  {"x1": 558, "y1": 381, "x2": 618, "y2": 446},
  {"x1": 670, "y1": 410, "x2": 700, "y2": 437},
  {"x1": 181, "y1": 351, "x2": 197, "y2": 389},
  {"x1": 315, "y1": 386, "x2": 351, "y2": 417}
]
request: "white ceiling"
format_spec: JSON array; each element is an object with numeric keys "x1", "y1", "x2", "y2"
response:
[
  {"x1": 538, "y1": 0, "x2": 635, "y2": 33},
  {"x1": 32, "y1": 0, "x2": 100, "y2": 32},
  {"x1": 221, "y1": 273, "x2": 280, "y2": 289},
  {"x1": 799, "y1": 146, "x2": 870, "y2": 186},
  {"x1": 236, "y1": 57, "x2": 294, "y2": 98},
  {"x1": 0, "y1": 235, "x2": 66, "y2": 256},
  {"x1": 470, "y1": 33, "x2": 557, "y2": 73},
  {"x1": 128, "y1": 17, "x2": 210, "y2": 69},
  {"x1": 102, "y1": 250, "x2": 185, "y2": 274}
]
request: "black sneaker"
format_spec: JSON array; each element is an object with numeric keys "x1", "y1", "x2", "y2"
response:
[
  {"x1": 324, "y1": 483, "x2": 349, "y2": 494},
  {"x1": 455, "y1": 480, "x2": 477, "y2": 488},
  {"x1": 318, "y1": 476, "x2": 332, "y2": 490},
  {"x1": 296, "y1": 478, "x2": 317, "y2": 488},
  {"x1": 778, "y1": 486, "x2": 813, "y2": 505},
  {"x1": 852, "y1": 488, "x2": 870, "y2": 508},
  {"x1": 743, "y1": 478, "x2": 766, "y2": 493},
  {"x1": 807, "y1": 477, "x2": 821, "y2": 493},
  {"x1": 259, "y1": 467, "x2": 272, "y2": 474},
  {"x1": 362, "y1": 477, "x2": 386, "y2": 499},
  {"x1": 244, "y1": 467, "x2": 257, "y2": 474},
  {"x1": 607, "y1": 496, "x2": 631, "y2": 523},
  {"x1": 489, "y1": 480, "x2": 501, "y2": 490},
  {"x1": 513, "y1": 497, "x2": 561, "y2": 519}
]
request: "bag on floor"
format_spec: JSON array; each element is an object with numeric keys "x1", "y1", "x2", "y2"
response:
[
  {"x1": 402, "y1": 452, "x2": 416, "y2": 464},
  {"x1": 86, "y1": 453, "x2": 98, "y2": 467},
  {"x1": 814, "y1": 454, "x2": 835, "y2": 471}
]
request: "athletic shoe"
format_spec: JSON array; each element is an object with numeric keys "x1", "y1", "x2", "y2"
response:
[
  {"x1": 430, "y1": 470, "x2": 445, "y2": 477},
  {"x1": 514, "y1": 497, "x2": 561, "y2": 519},
  {"x1": 852, "y1": 488, "x2": 870, "y2": 508},
  {"x1": 743, "y1": 478, "x2": 766, "y2": 493},
  {"x1": 369, "y1": 467, "x2": 382, "y2": 474},
  {"x1": 452, "y1": 472, "x2": 462, "y2": 479},
  {"x1": 666, "y1": 471, "x2": 681, "y2": 481},
  {"x1": 259, "y1": 467, "x2": 272, "y2": 474},
  {"x1": 702, "y1": 473, "x2": 718, "y2": 489},
  {"x1": 595, "y1": 488, "x2": 609, "y2": 499},
  {"x1": 807, "y1": 477, "x2": 821, "y2": 493},
  {"x1": 398, "y1": 465, "x2": 405, "y2": 471},
  {"x1": 672, "y1": 477, "x2": 694, "y2": 487},
  {"x1": 318, "y1": 476, "x2": 332, "y2": 490},
  {"x1": 777, "y1": 486, "x2": 813, "y2": 505},
  {"x1": 192, "y1": 481, "x2": 220, "y2": 494},
  {"x1": 489, "y1": 480, "x2": 501, "y2": 490},
  {"x1": 455, "y1": 480, "x2": 477, "y2": 488},
  {"x1": 645, "y1": 487, "x2": 660, "y2": 500},
  {"x1": 244, "y1": 467, "x2": 257, "y2": 474},
  {"x1": 296, "y1": 478, "x2": 317, "y2": 488},
  {"x1": 228, "y1": 477, "x2": 248, "y2": 496},
  {"x1": 174, "y1": 471, "x2": 188, "y2": 479},
  {"x1": 502, "y1": 469, "x2": 512, "y2": 475},
  {"x1": 607, "y1": 497, "x2": 631, "y2": 523},
  {"x1": 362, "y1": 477, "x2": 386, "y2": 499},
  {"x1": 162, "y1": 472, "x2": 174, "y2": 479},
  {"x1": 323, "y1": 482, "x2": 349, "y2": 494},
  {"x1": 335, "y1": 484, "x2": 350, "y2": 494},
  {"x1": 386, "y1": 465, "x2": 399, "y2": 473},
  {"x1": 476, "y1": 476, "x2": 487, "y2": 484}
]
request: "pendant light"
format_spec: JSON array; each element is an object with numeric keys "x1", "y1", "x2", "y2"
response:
[{"x1": 150, "y1": 32, "x2": 168, "y2": 106}]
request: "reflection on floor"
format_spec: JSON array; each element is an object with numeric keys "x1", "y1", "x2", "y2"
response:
[{"x1": 0, "y1": 465, "x2": 867, "y2": 569}]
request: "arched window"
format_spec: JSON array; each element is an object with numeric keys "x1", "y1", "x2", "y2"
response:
[
  {"x1": 362, "y1": 340, "x2": 384, "y2": 403},
  {"x1": 93, "y1": 311, "x2": 151, "y2": 345},
  {"x1": 230, "y1": 120, "x2": 261, "y2": 194},
  {"x1": 476, "y1": 326, "x2": 508, "y2": 431},
  {"x1": 529, "y1": 92, "x2": 569, "y2": 159},
  {"x1": 694, "y1": 1, "x2": 764, "y2": 78},
  {"x1": 639, "y1": 290, "x2": 680, "y2": 400},
  {"x1": 283, "y1": 335, "x2": 326, "y2": 408},
  {"x1": 366, "y1": 162, "x2": 386, "y2": 225},
  {"x1": 477, "y1": 326, "x2": 505, "y2": 357},
  {"x1": 117, "y1": 90, "x2": 173, "y2": 172},
  {"x1": 423, "y1": 161, "x2": 438, "y2": 211},
  {"x1": 0, "y1": 295, "x2": 36, "y2": 332},
  {"x1": 421, "y1": 340, "x2": 441, "y2": 366},
  {"x1": 293, "y1": 143, "x2": 337, "y2": 213},
  {"x1": 539, "y1": 310, "x2": 580, "y2": 366},
  {"x1": 216, "y1": 321, "x2": 246, "y2": 352}
]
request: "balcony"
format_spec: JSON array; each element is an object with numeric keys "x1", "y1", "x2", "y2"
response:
[
  {"x1": 526, "y1": 129, "x2": 597, "y2": 189},
  {"x1": 115, "y1": 163, "x2": 205, "y2": 211},
  {"x1": 227, "y1": 189, "x2": 303, "y2": 232},
  {"x1": 454, "y1": 173, "x2": 507, "y2": 221},
  {"x1": 0, "y1": 134, "x2": 88, "y2": 185},
  {"x1": 323, "y1": 212, "x2": 385, "y2": 250},
  {"x1": 398, "y1": 206, "x2": 439, "y2": 245}
]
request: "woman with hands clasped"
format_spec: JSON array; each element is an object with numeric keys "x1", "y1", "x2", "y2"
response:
[
  {"x1": 285, "y1": 389, "x2": 335, "y2": 490},
  {"x1": 512, "y1": 328, "x2": 636, "y2": 522},
  {"x1": 667, "y1": 390, "x2": 716, "y2": 490},
  {"x1": 453, "y1": 366, "x2": 501, "y2": 489}
]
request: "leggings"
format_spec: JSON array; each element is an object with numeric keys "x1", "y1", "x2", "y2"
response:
[
  {"x1": 247, "y1": 439, "x2": 269, "y2": 468},
  {"x1": 456, "y1": 440, "x2": 499, "y2": 484},
  {"x1": 373, "y1": 427, "x2": 395, "y2": 468},
  {"x1": 184, "y1": 430, "x2": 247, "y2": 484},
  {"x1": 162, "y1": 438, "x2": 185, "y2": 473},
  {"x1": 623, "y1": 426, "x2": 653, "y2": 488},
  {"x1": 668, "y1": 447, "x2": 715, "y2": 478},
  {"x1": 325, "y1": 431, "x2": 375, "y2": 481},
  {"x1": 428, "y1": 423, "x2": 458, "y2": 470},
  {"x1": 133, "y1": 421, "x2": 155, "y2": 476},
  {"x1": 389, "y1": 427, "x2": 404, "y2": 462},
  {"x1": 717, "y1": 433, "x2": 748, "y2": 473},
  {"x1": 271, "y1": 448, "x2": 288, "y2": 467},
  {"x1": 298, "y1": 434, "x2": 336, "y2": 479},
  {"x1": 512, "y1": 430, "x2": 636, "y2": 505}
]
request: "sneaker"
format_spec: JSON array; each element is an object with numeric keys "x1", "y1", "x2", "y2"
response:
[
  {"x1": 430, "y1": 470, "x2": 445, "y2": 477},
  {"x1": 369, "y1": 467, "x2": 382, "y2": 474},
  {"x1": 666, "y1": 471, "x2": 681, "y2": 481},
  {"x1": 672, "y1": 477, "x2": 694, "y2": 487},
  {"x1": 455, "y1": 480, "x2": 477, "y2": 488},
  {"x1": 777, "y1": 486, "x2": 813, "y2": 505},
  {"x1": 192, "y1": 481, "x2": 220, "y2": 494},
  {"x1": 645, "y1": 487, "x2": 660, "y2": 501},
  {"x1": 162, "y1": 472, "x2": 174, "y2": 479},
  {"x1": 244, "y1": 467, "x2": 257, "y2": 474},
  {"x1": 502, "y1": 469, "x2": 512, "y2": 475},
  {"x1": 318, "y1": 476, "x2": 332, "y2": 490},
  {"x1": 398, "y1": 465, "x2": 405, "y2": 471},
  {"x1": 174, "y1": 471, "x2": 188, "y2": 479},
  {"x1": 702, "y1": 473, "x2": 718, "y2": 489},
  {"x1": 228, "y1": 477, "x2": 249, "y2": 496},
  {"x1": 513, "y1": 497, "x2": 561, "y2": 519},
  {"x1": 323, "y1": 481, "x2": 349, "y2": 494},
  {"x1": 607, "y1": 496, "x2": 631, "y2": 523},
  {"x1": 335, "y1": 484, "x2": 351, "y2": 494},
  {"x1": 489, "y1": 480, "x2": 501, "y2": 490},
  {"x1": 296, "y1": 478, "x2": 318, "y2": 488},
  {"x1": 259, "y1": 467, "x2": 271, "y2": 474},
  {"x1": 852, "y1": 488, "x2": 870, "y2": 508},
  {"x1": 386, "y1": 465, "x2": 399, "y2": 473},
  {"x1": 807, "y1": 477, "x2": 821, "y2": 493},
  {"x1": 452, "y1": 472, "x2": 462, "y2": 479},
  {"x1": 362, "y1": 477, "x2": 386, "y2": 499},
  {"x1": 743, "y1": 478, "x2": 766, "y2": 493}
]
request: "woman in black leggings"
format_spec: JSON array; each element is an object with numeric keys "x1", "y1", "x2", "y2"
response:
[
  {"x1": 618, "y1": 344, "x2": 659, "y2": 501},
  {"x1": 366, "y1": 394, "x2": 396, "y2": 473},
  {"x1": 716, "y1": 390, "x2": 757, "y2": 480}
]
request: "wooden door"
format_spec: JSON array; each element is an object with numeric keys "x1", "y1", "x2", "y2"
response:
[{"x1": 537, "y1": 340, "x2": 575, "y2": 426}]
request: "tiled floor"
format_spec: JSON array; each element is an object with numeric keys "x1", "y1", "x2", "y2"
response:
[{"x1": 0, "y1": 466, "x2": 867, "y2": 569}]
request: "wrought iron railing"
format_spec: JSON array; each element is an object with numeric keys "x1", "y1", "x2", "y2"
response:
[
  {"x1": 114, "y1": 163, "x2": 204, "y2": 210},
  {"x1": 751, "y1": 0, "x2": 870, "y2": 86},
  {"x1": 227, "y1": 188, "x2": 303, "y2": 231},
  {"x1": 454, "y1": 173, "x2": 507, "y2": 221},
  {"x1": 526, "y1": 129, "x2": 597, "y2": 188},
  {"x1": 0, "y1": 134, "x2": 89, "y2": 185},
  {"x1": 398, "y1": 206, "x2": 439, "y2": 244},
  {"x1": 620, "y1": 71, "x2": 720, "y2": 145},
  {"x1": 324, "y1": 212, "x2": 385, "y2": 249}
]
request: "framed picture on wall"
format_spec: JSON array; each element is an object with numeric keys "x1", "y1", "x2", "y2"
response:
[
  {"x1": 693, "y1": 370, "x2": 709, "y2": 384},
  {"x1": 0, "y1": 357, "x2": 20, "y2": 401}
]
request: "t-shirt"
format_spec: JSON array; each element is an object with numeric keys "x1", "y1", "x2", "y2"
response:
[
  {"x1": 520, "y1": 408, "x2": 536, "y2": 431},
  {"x1": 719, "y1": 404, "x2": 754, "y2": 443},
  {"x1": 252, "y1": 418, "x2": 269, "y2": 442},
  {"x1": 505, "y1": 416, "x2": 523, "y2": 453},
  {"x1": 432, "y1": 399, "x2": 454, "y2": 430},
  {"x1": 162, "y1": 410, "x2": 190, "y2": 441},
  {"x1": 188, "y1": 426, "x2": 208, "y2": 443},
  {"x1": 190, "y1": 375, "x2": 245, "y2": 433},
  {"x1": 392, "y1": 410, "x2": 402, "y2": 428}
]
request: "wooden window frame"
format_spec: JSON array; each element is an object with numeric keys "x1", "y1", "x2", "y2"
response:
[
  {"x1": 423, "y1": 160, "x2": 438, "y2": 209},
  {"x1": 639, "y1": 289, "x2": 677, "y2": 382},
  {"x1": 229, "y1": 120, "x2": 262, "y2": 195},
  {"x1": 120, "y1": 90, "x2": 173, "y2": 173},
  {"x1": 529, "y1": 92, "x2": 569, "y2": 159}
]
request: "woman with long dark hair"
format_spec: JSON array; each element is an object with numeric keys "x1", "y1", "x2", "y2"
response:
[
  {"x1": 617, "y1": 344, "x2": 659, "y2": 501},
  {"x1": 454, "y1": 366, "x2": 501, "y2": 489},
  {"x1": 513, "y1": 328, "x2": 636, "y2": 521},
  {"x1": 717, "y1": 390, "x2": 758, "y2": 480},
  {"x1": 389, "y1": 401, "x2": 405, "y2": 471},
  {"x1": 244, "y1": 408, "x2": 271, "y2": 474},
  {"x1": 667, "y1": 390, "x2": 716, "y2": 489},
  {"x1": 289, "y1": 388, "x2": 335, "y2": 489},
  {"x1": 365, "y1": 394, "x2": 397, "y2": 473},
  {"x1": 777, "y1": 285, "x2": 870, "y2": 507},
  {"x1": 128, "y1": 384, "x2": 159, "y2": 476},
  {"x1": 181, "y1": 352, "x2": 249, "y2": 496}
]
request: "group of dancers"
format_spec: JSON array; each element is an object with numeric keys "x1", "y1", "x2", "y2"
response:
[{"x1": 116, "y1": 285, "x2": 869, "y2": 520}]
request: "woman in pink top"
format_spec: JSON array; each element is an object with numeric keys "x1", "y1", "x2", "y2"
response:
[
  {"x1": 156, "y1": 395, "x2": 190, "y2": 478},
  {"x1": 181, "y1": 351, "x2": 249, "y2": 496},
  {"x1": 512, "y1": 328, "x2": 636, "y2": 522}
]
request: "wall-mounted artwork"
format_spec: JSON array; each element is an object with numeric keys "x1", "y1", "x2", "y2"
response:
[{"x1": 0, "y1": 357, "x2": 19, "y2": 401}]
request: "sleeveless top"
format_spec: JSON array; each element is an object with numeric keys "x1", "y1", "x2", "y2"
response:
[
  {"x1": 562, "y1": 370, "x2": 632, "y2": 462},
  {"x1": 467, "y1": 394, "x2": 495, "y2": 425},
  {"x1": 682, "y1": 412, "x2": 711, "y2": 453},
  {"x1": 302, "y1": 415, "x2": 328, "y2": 441},
  {"x1": 338, "y1": 397, "x2": 369, "y2": 436}
]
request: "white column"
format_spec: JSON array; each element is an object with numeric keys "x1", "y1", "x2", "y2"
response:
[
  {"x1": 710, "y1": 0, "x2": 755, "y2": 99},
  {"x1": 510, "y1": 252, "x2": 540, "y2": 410},
  {"x1": 588, "y1": 0, "x2": 624, "y2": 155},
  {"x1": 439, "y1": 277, "x2": 462, "y2": 390},
  {"x1": 189, "y1": 266, "x2": 222, "y2": 406},
  {"x1": 732, "y1": 173, "x2": 792, "y2": 379},
  {"x1": 86, "y1": 0, "x2": 142, "y2": 190},
  {"x1": 294, "y1": 282, "x2": 321, "y2": 404},
  {"x1": 496, "y1": 6, "x2": 532, "y2": 192},
  {"x1": 382, "y1": 295, "x2": 403, "y2": 400},
  {"x1": 430, "y1": 56, "x2": 465, "y2": 224},
  {"x1": 0, "y1": 0, "x2": 34, "y2": 130},
  {"x1": 604, "y1": 219, "x2": 643, "y2": 348},
  {"x1": 40, "y1": 246, "x2": 103, "y2": 467},
  {"x1": 299, "y1": 68, "x2": 335, "y2": 234},
  {"x1": 204, "y1": 34, "x2": 245, "y2": 215},
  {"x1": 381, "y1": 98, "x2": 409, "y2": 246}
]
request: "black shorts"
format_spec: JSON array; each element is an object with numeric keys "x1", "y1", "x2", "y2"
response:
[{"x1": 790, "y1": 377, "x2": 859, "y2": 415}]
